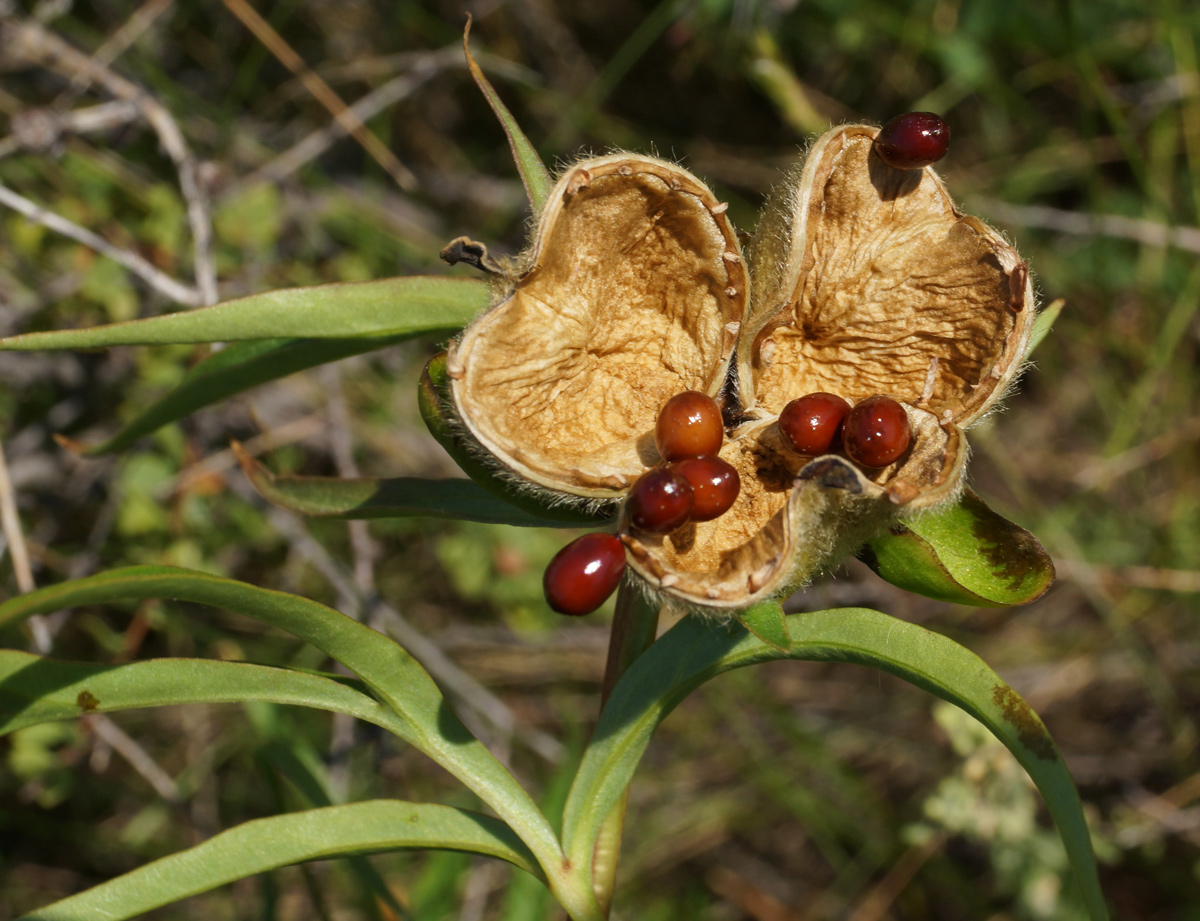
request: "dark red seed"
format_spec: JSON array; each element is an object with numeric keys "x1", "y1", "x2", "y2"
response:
[
  {"x1": 543, "y1": 533, "x2": 627, "y2": 617},
  {"x1": 843, "y1": 395, "x2": 912, "y2": 468},
  {"x1": 778, "y1": 392, "x2": 851, "y2": 456},
  {"x1": 628, "y1": 468, "x2": 694, "y2": 534},
  {"x1": 874, "y1": 112, "x2": 950, "y2": 170},
  {"x1": 655, "y1": 391, "x2": 724, "y2": 462},
  {"x1": 669, "y1": 456, "x2": 741, "y2": 522}
]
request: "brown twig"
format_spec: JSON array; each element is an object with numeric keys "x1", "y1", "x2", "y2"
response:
[
  {"x1": 245, "y1": 46, "x2": 459, "y2": 187},
  {"x1": 220, "y1": 0, "x2": 417, "y2": 191},
  {"x1": 844, "y1": 835, "x2": 945, "y2": 921}
]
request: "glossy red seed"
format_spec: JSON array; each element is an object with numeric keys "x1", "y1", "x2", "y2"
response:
[
  {"x1": 843, "y1": 395, "x2": 912, "y2": 468},
  {"x1": 543, "y1": 533, "x2": 627, "y2": 617},
  {"x1": 655, "y1": 391, "x2": 724, "y2": 462},
  {"x1": 874, "y1": 112, "x2": 950, "y2": 170},
  {"x1": 669, "y1": 456, "x2": 741, "y2": 521},
  {"x1": 778, "y1": 392, "x2": 851, "y2": 456},
  {"x1": 628, "y1": 468, "x2": 694, "y2": 534}
]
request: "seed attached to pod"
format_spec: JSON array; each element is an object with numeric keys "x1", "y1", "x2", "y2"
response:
[
  {"x1": 843, "y1": 395, "x2": 912, "y2": 468},
  {"x1": 874, "y1": 112, "x2": 950, "y2": 170},
  {"x1": 778, "y1": 392, "x2": 851, "y2": 456},
  {"x1": 655, "y1": 391, "x2": 724, "y2": 462},
  {"x1": 628, "y1": 468, "x2": 694, "y2": 534},
  {"x1": 543, "y1": 533, "x2": 627, "y2": 616},
  {"x1": 669, "y1": 456, "x2": 741, "y2": 521}
]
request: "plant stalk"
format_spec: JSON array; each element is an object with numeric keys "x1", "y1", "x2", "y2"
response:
[{"x1": 590, "y1": 583, "x2": 661, "y2": 917}]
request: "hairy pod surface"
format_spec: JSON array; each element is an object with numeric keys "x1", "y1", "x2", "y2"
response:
[{"x1": 442, "y1": 129, "x2": 1036, "y2": 614}]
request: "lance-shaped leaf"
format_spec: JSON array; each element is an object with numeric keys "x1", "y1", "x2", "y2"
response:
[
  {"x1": 562, "y1": 607, "x2": 1106, "y2": 921},
  {"x1": 0, "y1": 276, "x2": 489, "y2": 351},
  {"x1": 15, "y1": 800, "x2": 541, "y2": 921},
  {"x1": 463, "y1": 17, "x2": 553, "y2": 213},
  {"x1": 76, "y1": 335, "x2": 416, "y2": 456},
  {"x1": 858, "y1": 490, "x2": 1055, "y2": 607},
  {"x1": 0, "y1": 650, "x2": 409, "y2": 737},
  {"x1": 419, "y1": 353, "x2": 616, "y2": 526},
  {"x1": 0, "y1": 568, "x2": 563, "y2": 874},
  {"x1": 235, "y1": 443, "x2": 605, "y2": 529}
]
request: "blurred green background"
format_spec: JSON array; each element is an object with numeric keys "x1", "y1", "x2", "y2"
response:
[{"x1": 1, "y1": 0, "x2": 1198, "y2": 918}]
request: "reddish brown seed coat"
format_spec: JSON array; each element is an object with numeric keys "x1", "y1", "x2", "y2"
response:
[
  {"x1": 655, "y1": 391, "x2": 724, "y2": 462},
  {"x1": 669, "y1": 456, "x2": 741, "y2": 521},
  {"x1": 843, "y1": 395, "x2": 912, "y2": 468},
  {"x1": 543, "y1": 533, "x2": 627, "y2": 616},
  {"x1": 628, "y1": 468, "x2": 694, "y2": 534},
  {"x1": 778, "y1": 392, "x2": 851, "y2": 456},
  {"x1": 874, "y1": 112, "x2": 950, "y2": 170}
]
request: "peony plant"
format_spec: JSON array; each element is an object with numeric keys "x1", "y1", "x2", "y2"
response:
[{"x1": 0, "y1": 26, "x2": 1104, "y2": 921}]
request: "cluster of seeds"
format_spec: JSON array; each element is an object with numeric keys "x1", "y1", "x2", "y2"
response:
[
  {"x1": 778, "y1": 392, "x2": 912, "y2": 468},
  {"x1": 543, "y1": 391, "x2": 742, "y2": 616},
  {"x1": 631, "y1": 391, "x2": 740, "y2": 531}
]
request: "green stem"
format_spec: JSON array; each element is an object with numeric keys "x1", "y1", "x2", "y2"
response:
[{"x1": 590, "y1": 584, "x2": 661, "y2": 917}]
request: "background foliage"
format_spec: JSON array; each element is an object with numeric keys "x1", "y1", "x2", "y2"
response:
[{"x1": 0, "y1": 0, "x2": 1197, "y2": 918}]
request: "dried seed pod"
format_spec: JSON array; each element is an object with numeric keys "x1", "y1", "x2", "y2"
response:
[
  {"x1": 443, "y1": 129, "x2": 1036, "y2": 614},
  {"x1": 448, "y1": 154, "x2": 746, "y2": 500}
]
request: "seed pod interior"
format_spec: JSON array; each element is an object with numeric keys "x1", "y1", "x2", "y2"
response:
[
  {"x1": 450, "y1": 155, "x2": 746, "y2": 499},
  {"x1": 744, "y1": 126, "x2": 1033, "y2": 426}
]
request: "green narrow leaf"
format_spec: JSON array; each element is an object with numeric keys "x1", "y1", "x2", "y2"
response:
[
  {"x1": 418, "y1": 353, "x2": 616, "y2": 526},
  {"x1": 0, "y1": 276, "x2": 489, "y2": 351},
  {"x1": 0, "y1": 651, "x2": 408, "y2": 737},
  {"x1": 16, "y1": 800, "x2": 541, "y2": 921},
  {"x1": 235, "y1": 445, "x2": 593, "y2": 529},
  {"x1": 463, "y1": 18, "x2": 554, "y2": 212},
  {"x1": 78, "y1": 335, "x2": 413, "y2": 456},
  {"x1": 1026, "y1": 297, "x2": 1064, "y2": 358},
  {"x1": 562, "y1": 608, "x2": 1107, "y2": 921},
  {"x1": 859, "y1": 490, "x2": 1056, "y2": 607},
  {"x1": 0, "y1": 568, "x2": 563, "y2": 875}
]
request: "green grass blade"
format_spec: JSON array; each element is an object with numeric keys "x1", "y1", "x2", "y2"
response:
[
  {"x1": 79, "y1": 335, "x2": 414, "y2": 456},
  {"x1": 15, "y1": 800, "x2": 541, "y2": 921},
  {"x1": 0, "y1": 651, "x2": 409, "y2": 737},
  {"x1": 0, "y1": 568, "x2": 562, "y2": 873},
  {"x1": 464, "y1": 19, "x2": 553, "y2": 212},
  {"x1": 0, "y1": 276, "x2": 489, "y2": 350},
  {"x1": 859, "y1": 490, "x2": 1056, "y2": 607},
  {"x1": 562, "y1": 608, "x2": 1107, "y2": 921},
  {"x1": 235, "y1": 446, "x2": 593, "y2": 528}
]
